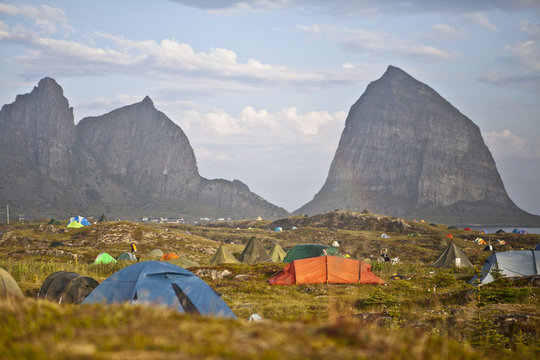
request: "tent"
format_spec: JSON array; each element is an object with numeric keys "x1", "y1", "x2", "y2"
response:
[
  {"x1": 49, "y1": 241, "x2": 65, "y2": 248},
  {"x1": 117, "y1": 252, "x2": 138, "y2": 262},
  {"x1": 483, "y1": 244, "x2": 495, "y2": 252},
  {"x1": 98, "y1": 213, "x2": 107, "y2": 222},
  {"x1": 67, "y1": 215, "x2": 91, "y2": 228},
  {"x1": 268, "y1": 256, "x2": 385, "y2": 285},
  {"x1": 83, "y1": 261, "x2": 236, "y2": 318},
  {"x1": 256, "y1": 216, "x2": 262, "y2": 221},
  {"x1": 0, "y1": 267, "x2": 23, "y2": 298},
  {"x1": 274, "y1": 227, "x2": 282, "y2": 232},
  {"x1": 238, "y1": 238, "x2": 272, "y2": 264},
  {"x1": 93, "y1": 252, "x2": 117, "y2": 264},
  {"x1": 148, "y1": 249, "x2": 164, "y2": 260},
  {"x1": 161, "y1": 253, "x2": 179, "y2": 261},
  {"x1": 269, "y1": 244, "x2": 287, "y2": 263},
  {"x1": 380, "y1": 233, "x2": 390, "y2": 239},
  {"x1": 209, "y1": 244, "x2": 240, "y2": 265},
  {"x1": 475, "y1": 238, "x2": 486, "y2": 245},
  {"x1": 283, "y1": 244, "x2": 339, "y2": 263},
  {"x1": 445, "y1": 234, "x2": 453, "y2": 239},
  {"x1": 469, "y1": 250, "x2": 540, "y2": 285},
  {"x1": 496, "y1": 229, "x2": 505, "y2": 234},
  {"x1": 38, "y1": 271, "x2": 80, "y2": 301},
  {"x1": 535, "y1": 244, "x2": 540, "y2": 251},
  {"x1": 432, "y1": 241, "x2": 473, "y2": 268},
  {"x1": 47, "y1": 219, "x2": 61, "y2": 225},
  {"x1": 167, "y1": 256, "x2": 200, "y2": 268},
  {"x1": 59, "y1": 276, "x2": 99, "y2": 304},
  {"x1": 464, "y1": 227, "x2": 472, "y2": 231}
]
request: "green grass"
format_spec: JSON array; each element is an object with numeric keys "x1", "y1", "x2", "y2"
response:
[{"x1": 1, "y1": 218, "x2": 539, "y2": 359}]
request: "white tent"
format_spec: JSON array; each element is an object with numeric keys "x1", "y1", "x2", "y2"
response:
[{"x1": 469, "y1": 250, "x2": 539, "y2": 285}]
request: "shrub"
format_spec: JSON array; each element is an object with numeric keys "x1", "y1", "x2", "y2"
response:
[
  {"x1": 433, "y1": 272, "x2": 457, "y2": 288},
  {"x1": 479, "y1": 288, "x2": 531, "y2": 304}
]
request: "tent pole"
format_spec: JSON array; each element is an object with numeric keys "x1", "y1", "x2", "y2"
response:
[{"x1": 6, "y1": 204, "x2": 9, "y2": 225}]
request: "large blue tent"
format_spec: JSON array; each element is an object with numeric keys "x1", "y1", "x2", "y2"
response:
[{"x1": 83, "y1": 261, "x2": 236, "y2": 318}]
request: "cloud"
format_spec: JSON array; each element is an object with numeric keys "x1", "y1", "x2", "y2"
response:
[
  {"x1": 483, "y1": 129, "x2": 540, "y2": 158},
  {"x1": 520, "y1": 20, "x2": 540, "y2": 38},
  {"x1": 463, "y1": 12, "x2": 497, "y2": 31},
  {"x1": 168, "y1": 0, "x2": 540, "y2": 17},
  {"x1": 340, "y1": 28, "x2": 454, "y2": 60},
  {"x1": 430, "y1": 24, "x2": 465, "y2": 39},
  {"x1": 479, "y1": 39, "x2": 540, "y2": 91},
  {"x1": 0, "y1": 3, "x2": 69, "y2": 33},
  {"x1": 297, "y1": 24, "x2": 321, "y2": 35},
  {"x1": 0, "y1": 23, "x2": 373, "y2": 95}
]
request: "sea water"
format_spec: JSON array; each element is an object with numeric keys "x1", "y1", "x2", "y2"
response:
[{"x1": 469, "y1": 226, "x2": 540, "y2": 234}]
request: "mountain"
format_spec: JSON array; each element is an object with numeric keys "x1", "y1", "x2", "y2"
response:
[
  {"x1": 0, "y1": 78, "x2": 288, "y2": 220},
  {"x1": 297, "y1": 66, "x2": 539, "y2": 225}
]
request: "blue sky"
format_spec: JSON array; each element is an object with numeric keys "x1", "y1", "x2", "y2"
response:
[{"x1": 1, "y1": 0, "x2": 539, "y2": 215}]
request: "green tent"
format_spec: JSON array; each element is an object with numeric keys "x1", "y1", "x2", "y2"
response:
[
  {"x1": 0, "y1": 267, "x2": 23, "y2": 298},
  {"x1": 167, "y1": 256, "x2": 200, "y2": 268},
  {"x1": 269, "y1": 244, "x2": 287, "y2": 263},
  {"x1": 93, "y1": 252, "x2": 117, "y2": 264},
  {"x1": 50, "y1": 241, "x2": 65, "y2": 248},
  {"x1": 432, "y1": 241, "x2": 473, "y2": 268},
  {"x1": 47, "y1": 219, "x2": 61, "y2": 225},
  {"x1": 148, "y1": 249, "x2": 164, "y2": 260},
  {"x1": 98, "y1": 213, "x2": 107, "y2": 222},
  {"x1": 238, "y1": 237, "x2": 272, "y2": 264},
  {"x1": 117, "y1": 252, "x2": 137, "y2": 262},
  {"x1": 67, "y1": 221, "x2": 84, "y2": 229},
  {"x1": 283, "y1": 244, "x2": 339, "y2": 263},
  {"x1": 209, "y1": 244, "x2": 240, "y2": 265}
]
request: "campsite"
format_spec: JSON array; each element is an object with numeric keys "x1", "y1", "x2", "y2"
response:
[{"x1": 0, "y1": 210, "x2": 539, "y2": 359}]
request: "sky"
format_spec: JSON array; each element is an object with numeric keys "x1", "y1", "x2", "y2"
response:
[{"x1": 1, "y1": 0, "x2": 539, "y2": 215}]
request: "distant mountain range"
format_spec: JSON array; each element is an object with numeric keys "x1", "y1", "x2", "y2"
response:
[
  {"x1": 0, "y1": 78, "x2": 288, "y2": 220},
  {"x1": 297, "y1": 66, "x2": 540, "y2": 225},
  {"x1": 1, "y1": 68, "x2": 538, "y2": 225}
]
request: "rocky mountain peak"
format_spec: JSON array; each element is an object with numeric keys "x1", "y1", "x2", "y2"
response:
[
  {"x1": 297, "y1": 66, "x2": 536, "y2": 225},
  {"x1": 141, "y1": 95, "x2": 154, "y2": 107}
]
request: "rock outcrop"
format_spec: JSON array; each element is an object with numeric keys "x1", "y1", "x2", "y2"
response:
[
  {"x1": 297, "y1": 66, "x2": 538, "y2": 225},
  {"x1": 0, "y1": 78, "x2": 288, "y2": 220}
]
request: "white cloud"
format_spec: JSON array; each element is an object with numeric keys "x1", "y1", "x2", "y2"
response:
[
  {"x1": 342, "y1": 62, "x2": 355, "y2": 69},
  {"x1": 0, "y1": 3, "x2": 69, "y2": 33},
  {"x1": 430, "y1": 24, "x2": 465, "y2": 39},
  {"x1": 484, "y1": 129, "x2": 539, "y2": 158},
  {"x1": 506, "y1": 40, "x2": 540, "y2": 72},
  {"x1": 519, "y1": 20, "x2": 540, "y2": 38},
  {"x1": 297, "y1": 24, "x2": 321, "y2": 34},
  {"x1": 341, "y1": 28, "x2": 454, "y2": 60},
  {"x1": 464, "y1": 12, "x2": 497, "y2": 31}
]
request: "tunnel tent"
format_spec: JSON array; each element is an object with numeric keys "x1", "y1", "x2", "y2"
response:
[
  {"x1": 0, "y1": 267, "x2": 23, "y2": 298},
  {"x1": 470, "y1": 250, "x2": 540, "y2": 285},
  {"x1": 268, "y1": 256, "x2": 385, "y2": 285},
  {"x1": 269, "y1": 243, "x2": 287, "y2": 263},
  {"x1": 209, "y1": 244, "x2": 240, "y2": 265},
  {"x1": 39, "y1": 271, "x2": 80, "y2": 302},
  {"x1": 432, "y1": 241, "x2": 473, "y2": 268},
  {"x1": 59, "y1": 276, "x2": 99, "y2": 304},
  {"x1": 83, "y1": 261, "x2": 236, "y2": 318},
  {"x1": 238, "y1": 237, "x2": 272, "y2": 264}
]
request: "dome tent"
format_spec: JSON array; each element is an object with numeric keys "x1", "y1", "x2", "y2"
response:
[
  {"x1": 83, "y1": 261, "x2": 236, "y2": 318},
  {"x1": 0, "y1": 267, "x2": 23, "y2": 298}
]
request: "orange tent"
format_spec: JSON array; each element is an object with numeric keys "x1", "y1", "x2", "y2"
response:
[
  {"x1": 446, "y1": 234, "x2": 454, "y2": 238},
  {"x1": 161, "y1": 252, "x2": 179, "y2": 261},
  {"x1": 268, "y1": 256, "x2": 385, "y2": 285}
]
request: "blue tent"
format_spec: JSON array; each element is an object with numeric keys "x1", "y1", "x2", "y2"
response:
[
  {"x1": 68, "y1": 215, "x2": 91, "y2": 226},
  {"x1": 82, "y1": 261, "x2": 236, "y2": 318}
]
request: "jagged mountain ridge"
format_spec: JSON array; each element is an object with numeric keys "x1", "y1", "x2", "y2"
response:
[
  {"x1": 0, "y1": 78, "x2": 288, "y2": 219},
  {"x1": 297, "y1": 66, "x2": 539, "y2": 225}
]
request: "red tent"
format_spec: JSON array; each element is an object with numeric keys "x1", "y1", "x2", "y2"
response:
[{"x1": 268, "y1": 256, "x2": 385, "y2": 285}]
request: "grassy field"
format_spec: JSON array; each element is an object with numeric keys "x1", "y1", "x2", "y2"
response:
[{"x1": 0, "y1": 213, "x2": 539, "y2": 359}]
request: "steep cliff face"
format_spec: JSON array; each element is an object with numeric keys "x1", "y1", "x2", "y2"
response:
[
  {"x1": 0, "y1": 78, "x2": 75, "y2": 184},
  {"x1": 0, "y1": 79, "x2": 288, "y2": 220},
  {"x1": 297, "y1": 66, "x2": 535, "y2": 224},
  {"x1": 77, "y1": 96, "x2": 200, "y2": 199}
]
